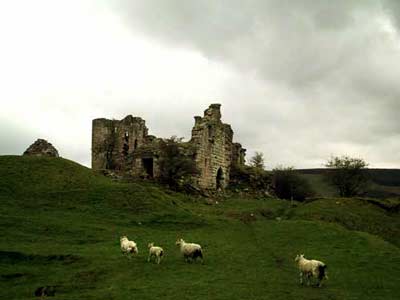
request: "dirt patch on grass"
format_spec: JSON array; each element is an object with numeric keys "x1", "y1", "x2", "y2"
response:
[
  {"x1": 226, "y1": 211, "x2": 257, "y2": 223},
  {"x1": 72, "y1": 270, "x2": 107, "y2": 289}
]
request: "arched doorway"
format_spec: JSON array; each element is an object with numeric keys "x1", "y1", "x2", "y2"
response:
[
  {"x1": 216, "y1": 167, "x2": 224, "y2": 190},
  {"x1": 142, "y1": 158, "x2": 154, "y2": 178}
]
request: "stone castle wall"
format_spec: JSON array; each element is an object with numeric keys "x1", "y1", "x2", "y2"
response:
[
  {"x1": 92, "y1": 116, "x2": 148, "y2": 171},
  {"x1": 190, "y1": 104, "x2": 235, "y2": 189},
  {"x1": 23, "y1": 139, "x2": 59, "y2": 158},
  {"x1": 92, "y1": 104, "x2": 246, "y2": 189},
  {"x1": 232, "y1": 142, "x2": 246, "y2": 166}
]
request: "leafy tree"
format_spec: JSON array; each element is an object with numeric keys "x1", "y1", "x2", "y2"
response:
[
  {"x1": 158, "y1": 136, "x2": 199, "y2": 190},
  {"x1": 272, "y1": 166, "x2": 314, "y2": 201},
  {"x1": 230, "y1": 165, "x2": 271, "y2": 193},
  {"x1": 325, "y1": 155, "x2": 369, "y2": 197},
  {"x1": 250, "y1": 152, "x2": 265, "y2": 170}
]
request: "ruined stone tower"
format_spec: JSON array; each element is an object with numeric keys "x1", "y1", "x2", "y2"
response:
[
  {"x1": 91, "y1": 104, "x2": 246, "y2": 190},
  {"x1": 92, "y1": 116, "x2": 148, "y2": 171},
  {"x1": 191, "y1": 104, "x2": 234, "y2": 189}
]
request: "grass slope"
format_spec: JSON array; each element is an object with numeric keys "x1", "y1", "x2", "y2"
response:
[{"x1": 0, "y1": 156, "x2": 399, "y2": 300}]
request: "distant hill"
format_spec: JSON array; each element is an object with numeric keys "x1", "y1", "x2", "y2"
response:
[{"x1": 297, "y1": 168, "x2": 400, "y2": 199}]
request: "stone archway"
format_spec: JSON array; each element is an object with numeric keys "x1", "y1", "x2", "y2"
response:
[{"x1": 216, "y1": 167, "x2": 224, "y2": 190}]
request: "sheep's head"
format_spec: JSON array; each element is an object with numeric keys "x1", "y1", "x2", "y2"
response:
[
  {"x1": 175, "y1": 238, "x2": 184, "y2": 246},
  {"x1": 148, "y1": 242, "x2": 154, "y2": 249},
  {"x1": 120, "y1": 236, "x2": 127, "y2": 242},
  {"x1": 295, "y1": 254, "x2": 304, "y2": 262}
]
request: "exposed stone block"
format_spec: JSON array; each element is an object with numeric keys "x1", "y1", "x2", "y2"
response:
[{"x1": 23, "y1": 139, "x2": 59, "y2": 158}]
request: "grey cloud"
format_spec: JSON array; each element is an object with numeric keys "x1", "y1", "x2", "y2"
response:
[
  {"x1": 0, "y1": 120, "x2": 40, "y2": 156},
  {"x1": 110, "y1": 0, "x2": 380, "y2": 84},
  {"x1": 105, "y1": 0, "x2": 400, "y2": 168},
  {"x1": 2, "y1": 1, "x2": 397, "y2": 169},
  {"x1": 382, "y1": 0, "x2": 400, "y2": 29}
]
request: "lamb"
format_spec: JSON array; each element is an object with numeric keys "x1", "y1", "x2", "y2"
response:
[
  {"x1": 295, "y1": 254, "x2": 328, "y2": 287},
  {"x1": 176, "y1": 238, "x2": 203, "y2": 263},
  {"x1": 147, "y1": 243, "x2": 164, "y2": 264},
  {"x1": 120, "y1": 236, "x2": 138, "y2": 258}
]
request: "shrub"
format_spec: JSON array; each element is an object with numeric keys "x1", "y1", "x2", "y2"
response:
[
  {"x1": 229, "y1": 165, "x2": 271, "y2": 193},
  {"x1": 272, "y1": 167, "x2": 314, "y2": 201},
  {"x1": 157, "y1": 137, "x2": 199, "y2": 191},
  {"x1": 249, "y1": 152, "x2": 265, "y2": 170},
  {"x1": 325, "y1": 155, "x2": 369, "y2": 197}
]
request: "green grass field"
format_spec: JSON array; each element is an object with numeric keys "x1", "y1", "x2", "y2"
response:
[{"x1": 0, "y1": 156, "x2": 399, "y2": 299}]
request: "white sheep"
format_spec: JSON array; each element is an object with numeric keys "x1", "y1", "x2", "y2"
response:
[
  {"x1": 147, "y1": 243, "x2": 164, "y2": 264},
  {"x1": 120, "y1": 236, "x2": 138, "y2": 258},
  {"x1": 176, "y1": 238, "x2": 203, "y2": 263},
  {"x1": 295, "y1": 254, "x2": 328, "y2": 287}
]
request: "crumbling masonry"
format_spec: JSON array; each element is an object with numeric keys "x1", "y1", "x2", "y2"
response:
[{"x1": 92, "y1": 104, "x2": 246, "y2": 189}]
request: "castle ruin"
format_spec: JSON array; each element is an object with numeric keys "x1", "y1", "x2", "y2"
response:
[{"x1": 92, "y1": 104, "x2": 246, "y2": 190}]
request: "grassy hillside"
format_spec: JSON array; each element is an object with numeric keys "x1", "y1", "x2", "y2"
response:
[{"x1": 0, "y1": 156, "x2": 399, "y2": 300}]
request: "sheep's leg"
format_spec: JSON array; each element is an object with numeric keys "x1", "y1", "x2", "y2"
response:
[
  {"x1": 299, "y1": 272, "x2": 303, "y2": 285},
  {"x1": 306, "y1": 273, "x2": 311, "y2": 286},
  {"x1": 157, "y1": 256, "x2": 160, "y2": 264},
  {"x1": 147, "y1": 253, "x2": 151, "y2": 262},
  {"x1": 317, "y1": 279, "x2": 322, "y2": 288},
  {"x1": 317, "y1": 276, "x2": 323, "y2": 288},
  {"x1": 196, "y1": 255, "x2": 204, "y2": 264}
]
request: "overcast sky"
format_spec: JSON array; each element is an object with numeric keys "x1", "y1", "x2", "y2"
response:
[{"x1": 1, "y1": 0, "x2": 399, "y2": 169}]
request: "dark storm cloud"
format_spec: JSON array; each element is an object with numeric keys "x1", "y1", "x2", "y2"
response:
[
  {"x1": 108, "y1": 0, "x2": 400, "y2": 167},
  {"x1": 110, "y1": 0, "x2": 375, "y2": 84}
]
